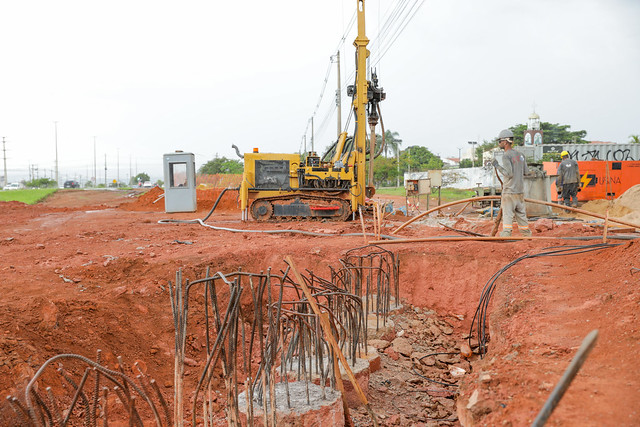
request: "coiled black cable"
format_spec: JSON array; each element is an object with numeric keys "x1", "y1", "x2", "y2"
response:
[{"x1": 469, "y1": 242, "x2": 620, "y2": 357}]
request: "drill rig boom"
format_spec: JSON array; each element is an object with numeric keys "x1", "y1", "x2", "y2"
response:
[{"x1": 239, "y1": 0, "x2": 385, "y2": 221}]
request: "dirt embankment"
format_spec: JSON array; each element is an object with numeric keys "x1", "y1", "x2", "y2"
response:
[{"x1": 120, "y1": 186, "x2": 240, "y2": 213}]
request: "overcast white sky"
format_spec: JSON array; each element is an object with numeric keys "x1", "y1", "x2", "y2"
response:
[{"x1": 1, "y1": 0, "x2": 639, "y2": 183}]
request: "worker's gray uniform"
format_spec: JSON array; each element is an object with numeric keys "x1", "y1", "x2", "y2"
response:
[
  {"x1": 556, "y1": 158, "x2": 580, "y2": 206},
  {"x1": 496, "y1": 149, "x2": 530, "y2": 232}
]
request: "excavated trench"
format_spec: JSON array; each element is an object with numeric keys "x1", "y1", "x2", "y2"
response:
[{"x1": 1, "y1": 190, "x2": 639, "y2": 426}]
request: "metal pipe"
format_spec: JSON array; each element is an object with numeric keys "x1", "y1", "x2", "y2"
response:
[
  {"x1": 532, "y1": 330, "x2": 599, "y2": 426},
  {"x1": 392, "y1": 195, "x2": 640, "y2": 235}
]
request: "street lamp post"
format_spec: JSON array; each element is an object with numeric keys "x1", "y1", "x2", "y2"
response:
[
  {"x1": 468, "y1": 141, "x2": 477, "y2": 167},
  {"x1": 54, "y1": 122, "x2": 59, "y2": 188}
]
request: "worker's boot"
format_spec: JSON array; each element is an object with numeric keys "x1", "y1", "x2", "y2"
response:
[
  {"x1": 521, "y1": 228, "x2": 532, "y2": 237},
  {"x1": 500, "y1": 229, "x2": 512, "y2": 237}
]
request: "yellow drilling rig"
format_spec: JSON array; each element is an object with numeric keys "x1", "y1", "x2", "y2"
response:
[{"x1": 239, "y1": 0, "x2": 386, "y2": 221}]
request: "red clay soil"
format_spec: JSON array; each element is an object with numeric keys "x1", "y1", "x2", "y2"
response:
[
  {"x1": 120, "y1": 186, "x2": 240, "y2": 213},
  {"x1": 0, "y1": 189, "x2": 638, "y2": 426}
]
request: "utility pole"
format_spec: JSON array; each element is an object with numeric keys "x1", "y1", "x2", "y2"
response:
[
  {"x1": 129, "y1": 155, "x2": 132, "y2": 186},
  {"x1": 2, "y1": 137, "x2": 7, "y2": 187},
  {"x1": 396, "y1": 148, "x2": 400, "y2": 188},
  {"x1": 468, "y1": 141, "x2": 477, "y2": 168},
  {"x1": 93, "y1": 136, "x2": 97, "y2": 186},
  {"x1": 116, "y1": 149, "x2": 120, "y2": 188},
  {"x1": 54, "y1": 122, "x2": 59, "y2": 188},
  {"x1": 104, "y1": 153, "x2": 107, "y2": 187},
  {"x1": 336, "y1": 50, "x2": 342, "y2": 137}
]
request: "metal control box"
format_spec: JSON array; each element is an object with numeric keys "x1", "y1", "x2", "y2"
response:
[
  {"x1": 163, "y1": 151, "x2": 197, "y2": 213},
  {"x1": 405, "y1": 178, "x2": 431, "y2": 196}
]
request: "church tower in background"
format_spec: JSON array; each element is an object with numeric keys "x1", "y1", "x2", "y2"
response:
[{"x1": 524, "y1": 111, "x2": 543, "y2": 146}]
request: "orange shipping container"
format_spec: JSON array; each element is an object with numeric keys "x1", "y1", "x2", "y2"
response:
[{"x1": 543, "y1": 161, "x2": 640, "y2": 202}]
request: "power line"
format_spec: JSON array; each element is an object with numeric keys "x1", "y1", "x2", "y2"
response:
[
  {"x1": 373, "y1": 0, "x2": 426, "y2": 67},
  {"x1": 301, "y1": 10, "x2": 356, "y2": 146},
  {"x1": 315, "y1": 102, "x2": 338, "y2": 142},
  {"x1": 302, "y1": 0, "x2": 426, "y2": 143}
]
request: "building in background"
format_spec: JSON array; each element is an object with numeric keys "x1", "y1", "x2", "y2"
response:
[{"x1": 524, "y1": 111, "x2": 543, "y2": 146}]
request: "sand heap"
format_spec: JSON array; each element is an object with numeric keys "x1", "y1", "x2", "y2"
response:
[
  {"x1": 616, "y1": 184, "x2": 640, "y2": 223},
  {"x1": 580, "y1": 184, "x2": 640, "y2": 224},
  {"x1": 616, "y1": 184, "x2": 640, "y2": 211}
]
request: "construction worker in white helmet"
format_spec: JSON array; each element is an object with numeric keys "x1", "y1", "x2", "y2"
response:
[
  {"x1": 491, "y1": 129, "x2": 533, "y2": 237},
  {"x1": 556, "y1": 151, "x2": 581, "y2": 207}
]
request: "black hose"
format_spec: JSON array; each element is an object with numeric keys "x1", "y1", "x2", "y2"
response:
[
  {"x1": 469, "y1": 242, "x2": 620, "y2": 357},
  {"x1": 158, "y1": 189, "x2": 399, "y2": 240},
  {"x1": 202, "y1": 187, "x2": 236, "y2": 222}
]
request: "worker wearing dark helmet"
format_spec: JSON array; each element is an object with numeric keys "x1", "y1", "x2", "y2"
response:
[
  {"x1": 491, "y1": 129, "x2": 532, "y2": 237},
  {"x1": 556, "y1": 151, "x2": 580, "y2": 207}
]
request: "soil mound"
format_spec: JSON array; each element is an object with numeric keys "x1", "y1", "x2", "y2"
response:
[
  {"x1": 580, "y1": 199, "x2": 632, "y2": 217},
  {"x1": 617, "y1": 183, "x2": 640, "y2": 211},
  {"x1": 120, "y1": 186, "x2": 165, "y2": 211},
  {"x1": 580, "y1": 184, "x2": 640, "y2": 225},
  {"x1": 0, "y1": 201, "x2": 29, "y2": 213},
  {"x1": 120, "y1": 187, "x2": 240, "y2": 212},
  {"x1": 196, "y1": 188, "x2": 240, "y2": 212}
]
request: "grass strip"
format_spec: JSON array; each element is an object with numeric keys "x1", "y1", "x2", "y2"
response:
[
  {"x1": 376, "y1": 187, "x2": 475, "y2": 201},
  {"x1": 0, "y1": 189, "x2": 58, "y2": 204}
]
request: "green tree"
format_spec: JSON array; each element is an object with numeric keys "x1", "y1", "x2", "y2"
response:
[
  {"x1": 542, "y1": 152, "x2": 562, "y2": 162},
  {"x1": 473, "y1": 140, "x2": 498, "y2": 166},
  {"x1": 383, "y1": 130, "x2": 402, "y2": 158},
  {"x1": 510, "y1": 122, "x2": 588, "y2": 145},
  {"x1": 24, "y1": 178, "x2": 57, "y2": 188},
  {"x1": 629, "y1": 134, "x2": 640, "y2": 144},
  {"x1": 459, "y1": 159, "x2": 473, "y2": 168},
  {"x1": 371, "y1": 157, "x2": 398, "y2": 186},
  {"x1": 131, "y1": 172, "x2": 150, "y2": 185},
  {"x1": 199, "y1": 156, "x2": 243, "y2": 174},
  {"x1": 400, "y1": 145, "x2": 443, "y2": 173}
]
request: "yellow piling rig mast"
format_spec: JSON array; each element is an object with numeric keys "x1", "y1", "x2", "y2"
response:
[{"x1": 239, "y1": 0, "x2": 386, "y2": 221}]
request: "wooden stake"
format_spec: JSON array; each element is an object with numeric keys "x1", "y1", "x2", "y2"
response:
[
  {"x1": 453, "y1": 201, "x2": 471, "y2": 217},
  {"x1": 490, "y1": 208, "x2": 503, "y2": 237},
  {"x1": 285, "y1": 256, "x2": 379, "y2": 427},
  {"x1": 322, "y1": 312, "x2": 354, "y2": 427},
  {"x1": 358, "y1": 206, "x2": 368, "y2": 245},
  {"x1": 372, "y1": 202, "x2": 379, "y2": 241},
  {"x1": 603, "y1": 208, "x2": 610, "y2": 244},
  {"x1": 376, "y1": 203, "x2": 383, "y2": 240}
]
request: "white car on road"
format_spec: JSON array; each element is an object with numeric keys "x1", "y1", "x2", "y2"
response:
[{"x1": 2, "y1": 183, "x2": 21, "y2": 190}]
